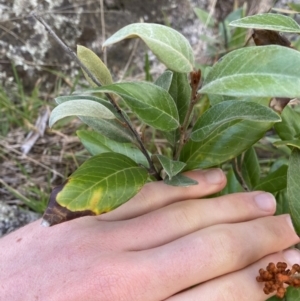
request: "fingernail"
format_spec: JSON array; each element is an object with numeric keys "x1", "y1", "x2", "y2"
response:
[
  {"x1": 204, "y1": 169, "x2": 224, "y2": 184},
  {"x1": 254, "y1": 193, "x2": 276, "y2": 212},
  {"x1": 283, "y1": 248, "x2": 300, "y2": 266}
]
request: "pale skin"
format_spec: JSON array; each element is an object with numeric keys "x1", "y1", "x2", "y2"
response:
[{"x1": 0, "y1": 169, "x2": 299, "y2": 301}]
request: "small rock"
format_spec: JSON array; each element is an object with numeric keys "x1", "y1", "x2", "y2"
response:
[{"x1": 0, "y1": 201, "x2": 40, "y2": 237}]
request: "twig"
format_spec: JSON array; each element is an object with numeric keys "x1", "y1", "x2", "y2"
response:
[
  {"x1": 0, "y1": 140, "x2": 65, "y2": 178},
  {"x1": 31, "y1": 13, "x2": 161, "y2": 180},
  {"x1": 120, "y1": 39, "x2": 139, "y2": 81},
  {"x1": 99, "y1": 0, "x2": 107, "y2": 66}
]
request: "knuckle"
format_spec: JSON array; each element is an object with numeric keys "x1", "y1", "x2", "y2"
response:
[{"x1": 171, "y1": 201, "x2": 198, "y2": 231}]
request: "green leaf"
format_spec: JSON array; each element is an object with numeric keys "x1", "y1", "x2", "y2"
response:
[
  {"x1": 220, "y1": 168, "x2": 243, "y2": 195},
  {"x1": 285, "y1": 285, "x2": 300, "y2": 300},
  {"x1": 79, "y1": 116, "x2": 135, "y2": 143},
  {"x1": 190, "y1": 101, "x2": 280, "y2": 142},
  {"x1": 199, "y1": 45, "x2": 300, "y2": 98},
  {"x1": 49, "y1": 99, "x2": 115, "y2": 128},
  {"x1": 103, "y1": 23, "x2": 194, "y2": 73},
  {"x1": 77, "y1": 130, "x2": 149, "y2": 166},
  {"x1": 229, "y1": 13, "x2": 300, "y2": 33},
  {"x1": 164, "y1": 174, "x2": 198, "y2": 187},
  {"x1": 169, "y1": 72, "x2": 191, "y2": 124},
  {"x1": 288, "y1": 3, "x2": 300, "y2": 12},
  {"x1": 237, "y1": 147, "x2": 260, "y2": 190},
  {"x1": 287, "y1": 148, "x2": 300, "y2": 233},
  {"x1": 181, "y1": 119, "x2": 279, "y2": 170},
  {"x1": 154, "y1": 70, "x2": 173, "y2": 91},
  {"x1": 275, "y1": 189, "x2": 290, "y2": 216},
  {"x1": 56, "y1": 152, "x2": 148, "y2": 215},
  {"x1": 274, "y1": 105, "x2": 300, "y2": 141},
  {"x1": 162, "y1": 71, "x2": 191, "y2": 145},
  {"x1": 254, "y1": 165, "x2": 287, "y2": 193},
  {"x1": 77, "y1": 45, "x2": 113, "y2": 86},
  {"x1": 85, "y1": 82, "x2": 180, "y2": 131},
  {"x1": 273, "y1": 139, "x2": 300, "y2": 150},
  {"x1": 55, "y1": 94, "x2": 135, "y2": 143},
  {"x1": 194, "y1": 7, "x2": 216, "y2": 27},
  {"x1": 154, "y1": 154, "x2": 186, "y2": 179}
]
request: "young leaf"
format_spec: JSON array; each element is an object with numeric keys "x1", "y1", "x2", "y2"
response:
[
  {"x1": 154, "y1": 70, "x2": 173, "y2": 91},
  {"x1": 181, "y1": 119, "x2": 279, "y2": 170},
  {"x1": 287, "y1": 148, "x2": 300, "y2": 233},
  {"x1": 162, "y1": 71, "x2": 191, "y2": 145},
  {"x1": 103, "y1": 23, "x2": 194, "y2": 73},
  {"x1": 154, "y1": 154, "x2": 186, "y2": 179},
  {"x1": 77, "y1": 45, "x2": 113, "y2": 86},
  {"x1": 229, "y1": 13, "x2": 300, "y2": 33},
  {"x1": 199, "y1": 45, "x2": 300, "y2": 98},
  {"x1": 164, "y1": 174, "x2": 198, "y2": 187},
  {"x1": 84, "y1": 82, "x2": 180, "y2": 131},
  {"x1": 77, "y1": 130, "x2": 149, "y2": 166},
  {"x1": 49, "y1": 99, "x2": 115, "y2": 128},
  {"x1": 190, "y1": 101, "x2": 280, "y2": 142},
  {"x1": 169, "y1": 72, "x2": 191, "y2": 124},
  {"x1": 43, "y1": 152, "x2": 149, "y2": 226},
  {"x1": 254, "y1": 165, "x2": 288, "y2": 193}
]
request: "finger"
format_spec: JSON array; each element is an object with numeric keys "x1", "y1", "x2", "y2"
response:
[
  {"x1": 106, "y1": 191, "x2": 276, "y2": 251},
  {"x1": 98, "y1": 168, "x2": 226, "y2": 221},
  {"x1": 134, "y1": 215, "x2": 300, "y2": 300},
  {"x1": 166, "y1": 248, "x2": 300, "y2": 301}
]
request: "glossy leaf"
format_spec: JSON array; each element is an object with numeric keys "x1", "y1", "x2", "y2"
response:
[
  {"x1": 287, "y1": 148, "x2": 300, "y2": 233},
  {"x1": 164, "y1": 174, "x2": 198, "y2": 187},
  {"x1": 77, "y1": 130, "x2": 149, "y2": 166},
  {"x1": 274, "y1": 105, "x2": 300, "y2": 141},
  {"x1": 85, "y1": 82, "x2": 179, "y2": 131},
  {"x1": 77, "y1": 45, "x2": 113, "y2": 86},
  {"x1": 49, "y1": 99, "x2": 115, "y2": 128},
  {"x1": 254, "y1": 165, "x2": 287, "y2": 193},
  {"x1": 230, "y1": 13, "x2": 300, "y2": 33},
  {"x1": 181, "y1": 120, "x2": 279, "y2": 170},
  {"x1": 155, "y1": 154, "x2": 186, "y2": 179},
  {"x1": 199, "y1": 45, "x2": 300, "y2": 98},
  {"x1": 56, "y1": 152, "x2": 148, "y2": 215},
  {"x1": 103, "y1": 23, "x2": 194, "y2": 73},
  {"x1": 154, "y1": 70, "x2": 173, "y2": 91},
  {"x1": 190, "y1": 101, "x2": 280, "y2": 142}
]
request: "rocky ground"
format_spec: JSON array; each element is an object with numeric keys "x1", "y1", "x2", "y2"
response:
[{"x1": 0, "y1": 0, "x2": 292, "y2": 236}]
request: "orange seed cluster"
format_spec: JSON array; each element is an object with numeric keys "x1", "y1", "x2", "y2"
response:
[{"x1": 256, "y1": 262, "x2": 300, "y2": 298}]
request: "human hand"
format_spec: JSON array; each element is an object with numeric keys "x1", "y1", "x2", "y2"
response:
[{"x1": 0, "y1": 169, "x2": 299, "y2": 301}]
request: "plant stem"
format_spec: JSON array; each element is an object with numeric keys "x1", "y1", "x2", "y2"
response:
[
  {"x1": 174, "y1": 70, "x2": 201, "y2": 161},
  {"x1": 31, "y1": 13, "x2": 161, "y2": 180}
]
